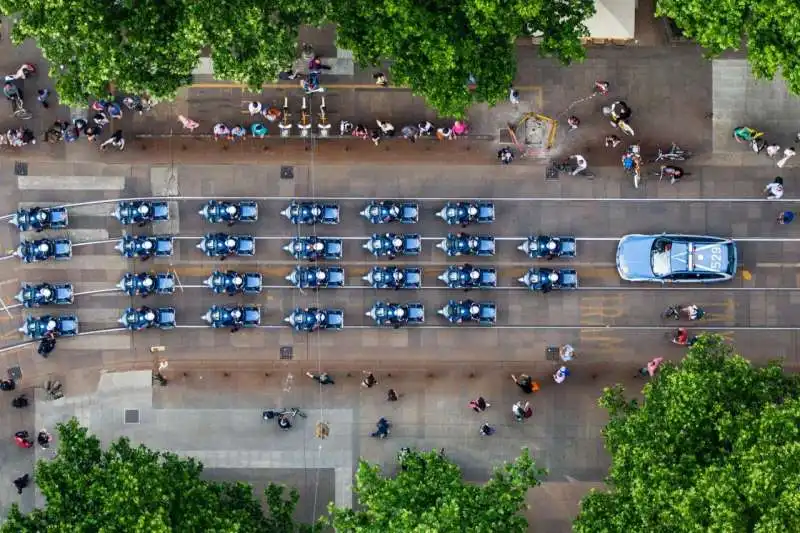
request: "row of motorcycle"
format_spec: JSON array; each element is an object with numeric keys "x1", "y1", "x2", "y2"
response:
[{"x1": 8, "y1": 200, "x2": 579, "y2": 337}]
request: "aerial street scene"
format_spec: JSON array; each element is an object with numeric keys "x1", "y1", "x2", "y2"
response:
[{"x1": 0, "y1": 0, "x2": 799, "y2": 531}]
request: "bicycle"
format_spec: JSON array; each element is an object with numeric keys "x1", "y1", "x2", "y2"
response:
[
  {"x1": 651, "y1": 143, "x2": 692, "y2": 162},
  {"x1": 10, "y1": 95, "x2": 31, "y2": 120},
  {"x1": 263, "y1": 407, "x2": 307, "y2": 426},
  {"x1": 661, "y1": 305, "x2": 707, "y2": 321},
  {"x1": 317, "y1": 96, "x2": 331, "y2": 137},
  {"x1": 278, "y1": 96, "x2": 292, "y2": 138},
  {"x1": 297, "y1": 96, "x2": 312, "y2": 138}
]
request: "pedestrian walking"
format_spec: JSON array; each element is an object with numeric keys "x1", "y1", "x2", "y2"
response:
[
  {"x1": 605, "y1": 134, "x2": 621, "y2": 148},
  {"x1": 401, "y1": 124, "x2": 419, "y2": 143},
  {"x1": 559, "y1": 344, "x2": 575, "y2": 362},
  {"x1": 361, "y1": 372, "x2": 377, "y2": 388},
  {"x1": 498, "y1": 147, "x2": 513, "y2": 165},
  {"x1": 36, "y1": 88, "x2": 49, "y2": 108},
  {"x1": 418, "y1": 121, "x2": 434, "y2": 136},
  {"x1": 11, "y1": 395, "x2": 27, "y2": 408},
  {"x1": 37, "y1": 429, "x2": 51, "y2": 449},
  {"x1": 373, "y1": 73, "x2": 388, "y2": 87},
  {"x1": 777, "y1": 147, "x2": 796, "y2": 168},
  {"x1": 371, "y1": 417, "x2": 391, "y2": 438},
  {"x1": 230, "y1": 125, "x2": 246, "y2": 141},
  {"x1": 766, "y1": 143, "x2": 781, "y2": 158},
  {"x1": 84, "y1": 125, "x2": 101, "y2": 143},
  {"x1": 370, "y1": 129, "x2": 381, "y2": 146},
  {"x1": 177, "y1": 115, "x2": 199, "y2": 131},
  {"x1": 511, "y1": 374, "x2": 539, "y2": 394},
  {"x1": 213, "y1": 123, "x2": 230, "y2": 141},
  {"x1": 553, "y1": 366, "x2": 570, "y2": 384},
  {"x1": 764, "y1": 177, "x2": 784, "y2": 199},
  {"x1": 12, "y1": 474, "x2": 29, "y2": 495},
  {"x1": 452, "y1": 121, "x2": 469, "y2": 137},
  {"x1": 469, "y1": 396, "x2": 490, "y2": 412},
  {"x1": 339, "y1": 120, "x2": 353, "y2": 136},
  {"x1": 479, "y1": 422, "x2": 495, "y2": 436},
  {"x1": 93, "y1": 112, "x2": 109, "y2": 126},
  {"x1": 636, "y1": 357, "x2": 664, "y2": 378},
  {"x1": 107, "y1": 103, "x2": 122, "y2": 120},
  {"x1": 594, "y1": 80, "x2": 610, "y2": 96},
  {"x1": 436, "y1": 127, "x2": 454, "y2": 141},
  {"x1": 99, "y1": 130, "x2": 125, "y2": 151},
  {"x1": 509, "y1": 87, "x2": 520, "y2": 105},
  {"x1": 567, "y1": 116, "x2": 580, "y2": 130},
  {"x1": 377, "y1": 120, "x2": 395, "y2": 137},
  {"x1": 512, "y1": 401, "x2": 532, "y2": 422},
  {"x1": 247, "y1": 101, "x2": 262, "y2": 116},
  {"x1": 387, "y1": 389, "x2": 398, "y2": 401},
  {"x1": 306, "y1": 371, "x2": 334, "y2": 385},
  {"x1": 778, "y1": 211, "x2": 795, "y2": 224},
  {"x1": 250, "y1": 123, "x2": 268, "y2": 138},
  {"x1": 308, "y1": 55, "x2": 331, "y2": 72}
]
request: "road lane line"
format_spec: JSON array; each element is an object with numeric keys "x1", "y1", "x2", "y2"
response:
[{"x1": 18, "y1": 176, "x2": 125, "y2": 190}]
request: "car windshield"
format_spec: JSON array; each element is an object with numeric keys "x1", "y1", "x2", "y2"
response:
[{"x1": 650, "y1": 238, "x2": 673, "y2": 277}]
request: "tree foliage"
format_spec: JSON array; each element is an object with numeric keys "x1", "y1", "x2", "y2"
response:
[
  {"x1": 332, "y1": 0, "x2": 594, "y2": 118},
  {"x1": 328, "y1": 447, "x2": 546, "y2": 532},
  {"x1": 656, "y1": 0, "x2": 800, "y2": 94},
  {"x1": 0, "y1": 0, "x2": 204, "y2": 105},
  {"x1": 1, "y1": 418, "x2": 318, "y2": 533},
  {"x1": 574, "y1": 335, "x2": 800, "y2": 533},
  {"x1": 1, "y1": 0, "x2": 593, "y2": 115},
  {"x1": 193, "y1": 0, "x2": 328, "y2": 91}
]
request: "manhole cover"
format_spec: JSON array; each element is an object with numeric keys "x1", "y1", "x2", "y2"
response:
[
  {"x1": 545, "y1": 166, "x2": 559, "y2": 181},
  {"x1": 124, "y1": 409, "x2": 140, "y2": 424},
  {"x1": 280, "y1": 346, "x2": 293, "y2": 360},
  {"x1": 545, "y1": 346, "x2": 560, "y2": 361},
  {"x1": 280, "y1": 166, "x2": 294, "y2": 180},
  {"x1": 14, "y1": 161, "x2": 28, "y2": 176}
]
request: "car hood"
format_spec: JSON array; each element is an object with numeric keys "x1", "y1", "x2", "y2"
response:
[{"x1": 616, "y1": 235, "x2": 656, "y2": 280}]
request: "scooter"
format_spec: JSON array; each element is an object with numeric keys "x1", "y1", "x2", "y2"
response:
[
  {"x1": 670, "y1": 328, "x2": 697, "y2": 346},
  {"x1": 278, "y1": 97, "x2": 292, "y2": 138},
  {"x1": 14, "y1": 431, "x2": 33, "y2": 448}
]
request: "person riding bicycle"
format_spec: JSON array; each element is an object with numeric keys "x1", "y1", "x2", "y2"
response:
[
  {"x1": 609, "y1": 101, "x2": 631, "y2": 122},
  {"x1": 3, "y1": 81, "x2": 20, "y2": 101},
  {"x1": 571, "y1": 154, "x2": 588, "y2": 175},
  {"x1": 498, "y1": 147, "x2": 513, "y2": 165},
  {"x1": 277, "y1": 413, "x2": 292, "y2": 430},
  {"x1": 674, "y1": 327, "x2": 689, "y2": 344},
  {"x1": 661, "y1": 165, "x2": 684, "y2": 183}
]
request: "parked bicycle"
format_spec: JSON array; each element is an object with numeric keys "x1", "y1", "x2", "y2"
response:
[
  {"x1": 549, "y1": 156, "x2": 595, "y2": 178},
  {"x1": 650, "y1": 143, "x2": 692, "y2": 162},
  {"x1": 263, "y1": 407, "x2": 307, "y2": 430}
]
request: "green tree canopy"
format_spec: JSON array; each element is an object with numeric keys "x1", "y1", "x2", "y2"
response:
[
  {"x1": 1, "y1": 0, "x2": 204, "y2": 105},
  {"x1": 656, "y1": 0, "x2": 800, "y2": 94},
  {"x1": 328, "y1": 447, "x2": 546, "y2": 532},
  {"x1": 2, "y1": 0, "x2": 593, "y2": 115},
  {"x1": 332, "y1": 0, "x2": 594, "y2": 118},
  {"x1": 574, "y1": 335, "x2": 800, "y2": 533},
  {"x1": 2, "y1": 418, "x2": 317, "y2": 533}
]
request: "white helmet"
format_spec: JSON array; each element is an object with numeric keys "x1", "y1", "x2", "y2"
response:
[
  {"x1": 392, "y1": 238, "x2": 403, "y2": 248},
  {"x1": 467, "y1": 206, "x2": 478, "y2": 216},
  {"x1": 142, "y1": 240, "x2": 153, "y2": 250},
  {"x1": 224, "y1": 238, "x2": 236, "y2": 248},
  {"x1": 548, "y1": 272, "x2": 559, "y2": 283},
  {"x1": 546, "y1": 240, "x2": 557, "y2": 251},
  {"x1": 469, "y1": 270, "x2": 480, "y2": 280}
]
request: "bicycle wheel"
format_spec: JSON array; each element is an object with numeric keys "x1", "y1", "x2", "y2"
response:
[
  {"x1": 13, "y1": 107, "x2": 31, "y2": 120},
  {"x1": 581, "y1": 169, "x2": 595, "y2": 179}
]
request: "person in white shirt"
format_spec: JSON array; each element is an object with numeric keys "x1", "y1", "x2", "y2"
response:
[
  {"x1": 553, "y1": 366, "x2": 570, "y2": 384},
  {"x1": 559, "y1": 344, "x2": 574, "y2": 362},
  {"x1": 247, "y1": 101, "x2": 262, "y2": 116},
  {"x1": 777, "y1": 147, "x2": 795, "y2": 168},
  {"x1": 571, "y1": 154, "x2": 588, "y2": 175},
  {"x1": 765, "y1": 177, "x2": 784, "y2": 199},
  {"x1": 377, "y1": 120, "x2": 395, "y2": 136}
]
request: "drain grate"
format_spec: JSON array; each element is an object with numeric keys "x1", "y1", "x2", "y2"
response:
[
  {"x1": 280, "y1": 166, "x2": 294, "y2": 180},
  {"x1": 124, "y1": 409, "x2": 140, "y2": 424},
  {"x1": 545, "y1": 346, "x2": 560, "y2": 361},
  {"x1": 279, "y1": 346, "x2": 294, "y2": 360},
  {"x1": 545, "y1": 166, "x2": 559, "y2": 181},
  {"x1": 14, "y1": 161, "x2": 28, "y2": 176}
]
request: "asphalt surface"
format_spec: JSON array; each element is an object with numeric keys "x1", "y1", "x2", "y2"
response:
[{"x1": 1, "y1": 162, "x2": 799, "y2": 372}]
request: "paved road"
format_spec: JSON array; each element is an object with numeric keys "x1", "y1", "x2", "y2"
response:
[{"x1": 0, "y1": 161, "x2": 799, "y2": 374}]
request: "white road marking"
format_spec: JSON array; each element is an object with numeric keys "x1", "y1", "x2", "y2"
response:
[{"x1": 18, "y1": 176, "x2": 125, "y2": 191}]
